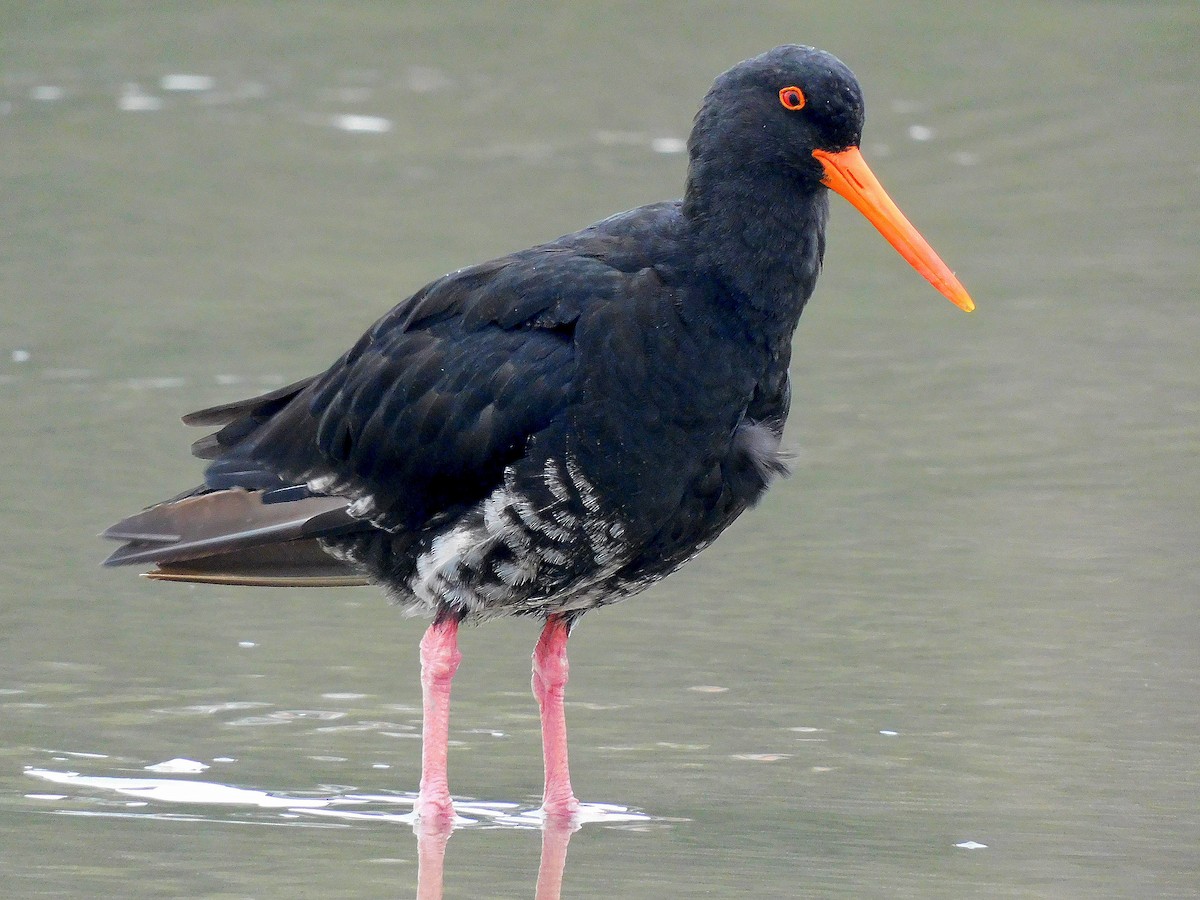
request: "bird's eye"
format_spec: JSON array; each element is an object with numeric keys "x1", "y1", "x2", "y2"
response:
[{"x1": 778, "y1": 86, "x2": 806, "y2": 111}]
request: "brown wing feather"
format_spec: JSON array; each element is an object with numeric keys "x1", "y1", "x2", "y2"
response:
[
  {"x1": 144, "y1": 538, "x2": 369, "y2": 587},
  {"x1": 102, "y1": 488, "x2": 358, "y2": 574}
]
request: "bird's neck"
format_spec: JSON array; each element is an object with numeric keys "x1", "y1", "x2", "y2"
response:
[{"x1": 682, "y1": 164, "x2": 828, "y2": 344}]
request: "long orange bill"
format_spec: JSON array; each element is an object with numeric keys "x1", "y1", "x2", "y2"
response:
[{"x1": 812, "y1": 146, "x2": 975, "y2": 312}]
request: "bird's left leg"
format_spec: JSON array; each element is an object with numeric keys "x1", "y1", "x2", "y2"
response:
[
  {"x1": 533, "y1": 613, "x2": 581, "y2": 817},
  {"x1": 417, "y1": 609, "x2": 464, "y2": 821}
]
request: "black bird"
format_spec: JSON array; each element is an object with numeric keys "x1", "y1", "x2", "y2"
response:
[{"x1": 103, "y1": 45, "x2": 974, "y2": 821}]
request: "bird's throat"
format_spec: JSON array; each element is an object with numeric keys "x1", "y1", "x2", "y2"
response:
[{"x1": 683, "y1": 167, "x2": 828, "y2": 341}]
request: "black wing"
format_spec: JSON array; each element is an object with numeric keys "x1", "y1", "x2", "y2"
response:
[
  {"x1": 103, "y1": 203, "x2": 686, "y2": 577},
  {"x1": 195, "y1": 230, "x2": 675, "y2": 532}
]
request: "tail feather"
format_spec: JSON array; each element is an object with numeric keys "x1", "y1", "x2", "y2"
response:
[
  {"x1": 145, "y1": 538, "x2": 369, "y2": 587},
  {"x1": 105, "y1": 376, "x2": 375, "y2": 587},
  {"x1": 102, "y1": 488, "x2": 363, "y2": 584}
]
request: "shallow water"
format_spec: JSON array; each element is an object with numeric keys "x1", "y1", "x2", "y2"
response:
[{"x1": 3, "y1": 2, "x2": 1198, "y2": 897}]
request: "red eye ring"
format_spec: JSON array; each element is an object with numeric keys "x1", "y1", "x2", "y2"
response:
[{"x1": 779, "y1": 86, "x2": 806, "y2": 111}]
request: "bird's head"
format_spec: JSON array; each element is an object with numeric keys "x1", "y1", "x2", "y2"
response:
[{"x1": 691, "y1": 45, "x2": 974, "y2": 313}]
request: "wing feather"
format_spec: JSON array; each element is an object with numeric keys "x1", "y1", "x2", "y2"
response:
[{"x1": 104, "y1": 203, "x2": 688, "y2": 585}]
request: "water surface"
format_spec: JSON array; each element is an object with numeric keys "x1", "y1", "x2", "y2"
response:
[{"x1": 2, "y1": 2, "x2": 1198, "y2": 897}]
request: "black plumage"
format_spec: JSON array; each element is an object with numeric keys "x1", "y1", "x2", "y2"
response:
[
  {"x1": 103, "y1": 45, "x2": 973, "y2": 817},
  {"x1": 109, "y1": 199, "x2": 796, "y2": 615}
]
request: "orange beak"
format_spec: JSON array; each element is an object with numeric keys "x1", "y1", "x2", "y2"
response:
[{"x1": 812, "y1": 146, "x2": 975, "y2": 312}]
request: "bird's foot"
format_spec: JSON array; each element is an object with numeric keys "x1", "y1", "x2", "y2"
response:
[
  {"x1": 540, "y1": 790, "x2": 581, "y2": 820},
  {"x1": 416, "y1": 788, "x2": 456, "y2": 823}
]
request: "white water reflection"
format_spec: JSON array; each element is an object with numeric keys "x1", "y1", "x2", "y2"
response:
[
  {"x1": 27, "y1": 767, "x2": 329, "y2": 810},
  {"x1": 160, "y1": 74, "x2": 215, "y2": 93},
  {"x1": 143, "y1": 757, "x2": 210, "y2": 774},
  {"x1": 24, "y1": 767, "x2": 653, "y2": 830}
]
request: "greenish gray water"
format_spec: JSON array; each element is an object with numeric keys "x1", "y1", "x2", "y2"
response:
[{"x1": 2, "y1": 2, "x2": 1198, "y2": 897}]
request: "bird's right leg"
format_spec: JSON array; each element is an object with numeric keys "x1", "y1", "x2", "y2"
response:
[
  {"x1": 533, "y1": 613, "x2": 581, "y2": 818},
  {"x1": 417, "y1": 610, "x2": 463, "y2": 821}
]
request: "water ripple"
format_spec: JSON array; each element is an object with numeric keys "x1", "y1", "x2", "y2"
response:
[{"x1": 24, "y1": 767, "x2": 657, "y2": 831}]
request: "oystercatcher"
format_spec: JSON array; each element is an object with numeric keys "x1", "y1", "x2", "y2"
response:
[{"x1": 104, "y1": 45, "x2": 974, "y2": 820}]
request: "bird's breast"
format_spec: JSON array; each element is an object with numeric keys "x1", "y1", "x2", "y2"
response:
[{"x1": 402, "y1": 450, "x2": 633, "y2": 619}]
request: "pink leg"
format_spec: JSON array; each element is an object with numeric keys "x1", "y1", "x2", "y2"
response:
[
  {"x1": 532, "y1": 615, "x2": 581, "y2": 817},
  {"x1": 535, "y1": 816, "x2": 576, "y2": 900},
  {"x1": 415, "y1": 816, "x2": 452, "y2": 900},
  {"x1": 418, "y1": 617, "x2": 462, "y2": 822}
]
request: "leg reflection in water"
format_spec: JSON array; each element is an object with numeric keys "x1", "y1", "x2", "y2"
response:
[{"x1": 415, "y1": 815, "x2": 580, "y2": 900}]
